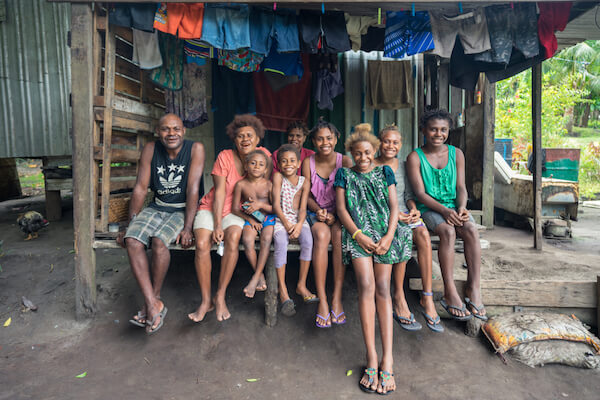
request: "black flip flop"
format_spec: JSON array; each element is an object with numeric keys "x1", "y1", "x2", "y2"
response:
[{"x1": 359, "y1": 367, "x2": 377, "y2": 394}]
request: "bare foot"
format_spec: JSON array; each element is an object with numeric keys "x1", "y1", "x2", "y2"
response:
[
  {"x1": 393, "y1": 296, "x2": 412, "y2": 320},
  {"x1": 256, "y1": 274, "x2": 267, "y2": 292},
  {"x1": 188, "y1": 301, "x2": 215, "y2": 322},
  {"x1": 214, "y1": 297, "x2": 231, "y2": 321},
  {"x1": 243, "y1": 278, "x2": 259, "y2": 299}
]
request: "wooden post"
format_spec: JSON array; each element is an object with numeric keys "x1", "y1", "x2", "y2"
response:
[
  {"x1": 532, "y1": 64, "x2": 543, "y2": 250},
  {"x1": 482, "y1": 77, "x2": 495, "y2": 228},
  {"x1": 438, "y1": 62, "x2": 449, "y2": 111},
  {"x1": 597, "y1": 275, "x2": 599, "y2": 335},
  {"x1": 99, "y1": 23, "x2": 116, "y2": 231},
  {"x1": 42, "y1": 158, "x2": 63, "y2": 221},
  {"x1": 264, "y1": 253, "x2": 278, "y2": 327},
  {"x1": 71, "y1": 4, "x2": 97, "y2": 318}
]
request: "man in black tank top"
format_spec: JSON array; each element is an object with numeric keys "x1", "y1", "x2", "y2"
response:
[{"x1": 117, "y1": 113, "x2": 205, "y2": 334}]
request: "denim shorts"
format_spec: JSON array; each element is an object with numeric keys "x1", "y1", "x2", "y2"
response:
[
  {"x1": 422, "y1": 209, "x2": 475, "y2": 231},
  {"x1": 249, "y1": 7, "x2": 300, "y2": 55},
  {"x1": 201, "y1": 4, "x2": 250, "y2": 50}
]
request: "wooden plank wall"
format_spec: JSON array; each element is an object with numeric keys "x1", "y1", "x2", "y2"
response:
[{"x1": 92, "y1": 5, "x2": 164, "y2": 232}]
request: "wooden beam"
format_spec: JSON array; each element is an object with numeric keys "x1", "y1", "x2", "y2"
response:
[
  {"x1": 482, "y1": 76, "x2": 495, "y2": 228},
  {"x1": 438, "y1": 62, "x2": 449, "y2": 111},
  {"x1": 100, "y1": 23, "x2": 116, "y2": 231},
  {"x1": 94, "y1": 146, "x2": 141, "y2": 163},
  {"x1": 409, "y1": 279, "x2": 597, "y2": 308},
  {"x1": 71, "y1": 3, "x2": 97, "y2": 318},
  {"x1": 532, "y1": 63, "x2": 543, "y2": 249}
]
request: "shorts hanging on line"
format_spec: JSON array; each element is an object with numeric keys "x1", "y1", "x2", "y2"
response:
[
  {"x1": 154, "y1": 3, "x2": 204, "y2": 39},
  {"x1": 299, "y1": 10, "x2": 351, "y2": 54},
  {"x1": 218, "y1": 48, "x2": 264, "y2": 73},
  {"x1": 109, "y1": 3, "x2": 156, "y2": 32},
  {"x1": 473, "y1": 3, "x2": 539, "y2": 64},
  {"x1": 384, "y1": 11, "x2": 434, "y2": 59},
  {"x1": 249, "y1": 7, "x2": 300, "y2": 55},
  {"x1": 429, "y1": 8, "x2": 491, "y2": 59},
  {"x1": 201, "y1": 4, "x2": 251, "y2": 50}
]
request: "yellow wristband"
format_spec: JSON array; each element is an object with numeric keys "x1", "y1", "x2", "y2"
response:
[{"x1": 352, "y1": 229, "x2": 362, "y2": 240}]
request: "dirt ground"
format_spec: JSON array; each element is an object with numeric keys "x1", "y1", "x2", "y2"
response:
[{"x1": 1, "y1": 195, "x2": 599, "y2": 400}]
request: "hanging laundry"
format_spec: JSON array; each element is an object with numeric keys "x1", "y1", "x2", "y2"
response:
[
  {"x1": 153, "y1": 3, "x2": 204, "y2": 39},
  {"x1": 201, "y1": 4, "x2": 251, "y2": 50},
  {"x1": 538, "y1": 2, "x2": 572, "y2": 59},
  {"x1": 164, "y1": 63, "x2": 208, "y2": 128},
  {"x1": 345, "y1": 14, "x2": 379, "y2": 51},
  {"x1": 132, "y1": 29, "x2": 163, "y2": 70},
  {"x1": 366, "y1": 60, "x2": 413, "y2": 110},
  {"x1": 109, "y1": 3, "x2": 156, "y2": 32},
  {"x1": 429, "y1": 8, "x2": 491, "y2": 59},
  {"x1": 254, "y1": 54, "x2": 312, "y2": 132},
  {"x1": 217, "y1": 48, "x2": 264, "y2": 73},
  {"x1": 212, "y1": 59, "x2": 256, "y2": 116},
  {"x1": 261, "y1": 46, "x2": 304, "y2": 78},
  {"x1": 184, "y1": 39, "x2": 214, "y2": 66},
  {"x1": 474, "y1": 3, "x2": 539, "y2": 64},
  {"x1": 314, "y1": 67, "x2": 344, "y2": 111},
  {"x1": 150, "y1": 32, "x2": 184, "y2": 90},
  {"x1": 384, "y1": 11, "x2": 434, "y2": 59},
  {"x1": 299, "y1": 10, "x2": 351, "y2": 54},
  {"x1": 309, "y1": 53, "x2": 339, "y2": 74},
  {"x1": 361, "y1": 26, "x2": 385, "y2": 52},
  {"x1": 263, "y1": 73, "x2": 300, "y2": 93},
  {"x1": 250, "y1": 7, "x2": 300, "y2": 55}
]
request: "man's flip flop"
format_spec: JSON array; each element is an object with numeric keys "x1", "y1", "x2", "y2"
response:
[
  {"x1": 330, "y1": 310, "x2": 346, "y2": 325},
  {"x1": 302, "y1": 294, "x2": 319, "y2": 304},
  {"x1": 464, "y1": 297, "x2": 489, "y2": 321},
  {"x1": 359, "y1": 367, "x2": 377, "y2": 393},
  {"x1": 281, "y1": 299, "x2": 296, "y2": 317},
  {"x1": 440, "y1": 299, "x2": 472, "y2": 321},
  {"x1": 393, "y1": 312, "x2": 422, "y2": 331},
  {"x1": 146, "y1": 306, "x2": 168, "y2": 335},
  {"x1": 129, "y1": 311, "x2": 146, "y2": 328},
  {"x1": 315, "y1": 313, "x2": 331, "y2": 328},
  {"x1": 419, "y1": 309, "x2": 444, "y2": 333}
]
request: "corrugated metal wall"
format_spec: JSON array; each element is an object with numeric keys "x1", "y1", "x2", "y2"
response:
[
  {"x1": 0, "y1": 0, "x2": 71, "y2": 158},
  {"x1": 343, "y1": 51, "x2": 416, "y2": 161}
]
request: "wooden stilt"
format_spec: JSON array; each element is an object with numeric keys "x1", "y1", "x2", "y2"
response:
[
  {"x1": 71, "y1": 4, "x2": 97, "y2": 318},
  {"x1": 532, "y1": 64, "x2": 543, "y2": 250},
  {"x1": 482, "y1": 77, "x2": 495, "y2": 228},
  {"x1": 264, "y1": 253, "x2": 278, "y2": 327}
]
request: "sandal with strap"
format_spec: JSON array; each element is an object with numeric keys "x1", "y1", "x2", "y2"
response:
[
  {"x1": 315, "y1": 313, "x2": 331, "y2": 328},
  {"x1": 129, "y1": 311, "x2": 147, "y2": 328},
  {"x1": 440, "y1": 298, "x2": 473, "y2": 321},
  {"x1": 378, "y1": 370, "x2": 395, "y2": 395},
  {"x1": 393, "y1": 312, "x2": 422, "y2": 331},
  {"x1": 330, "y1": 310, "x2": 346, "y2": 325},
  {"x1": 465, "y1": 297, "x2": 488, "y2": 321},
  {"x1": 419, "y1": 291, "x2": 444, "y2": 333},
  {"x1": 359, "y1": 367, "x2": 377, "y2": 393}
]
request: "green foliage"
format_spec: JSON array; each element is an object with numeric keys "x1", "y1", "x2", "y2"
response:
[
  {"x1": 496, "y1": 69, "x2": 587, "y2": 163},
  {"x1": 579, "y1": 142, "x2": 600, "y2": 199}
]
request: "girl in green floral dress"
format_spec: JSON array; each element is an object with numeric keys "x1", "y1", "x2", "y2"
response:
[{"x1": 334, "y1": 125, "x2": 412, "y2": 395}]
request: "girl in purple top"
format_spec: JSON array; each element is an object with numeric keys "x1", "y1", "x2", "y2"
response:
[{"x1": 301, "y1": 119, "x2": 352, "y2": 328}]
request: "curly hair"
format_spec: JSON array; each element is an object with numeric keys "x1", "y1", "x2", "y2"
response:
[
  {"x1": 345, "y1": 123, "x2": 380, "y2": 152},
  {"x1": 309, "y1": 117, "x2": 341, "y2": 139},
  {"x1": 286, "y1": 121, "x2": 309, "y2": 136},
  {"x1": 245, "y1": 149, "x2": 270, "y2": 168},
  {"x1": 226, "y1": 114, "x2": 265, "y2": 140},
  {"x1": 419, "y1": 108, "x2": 453, "y2": 131},
  {"x1": 276, "y1": 144, "x2": 301, "y2": 163}
]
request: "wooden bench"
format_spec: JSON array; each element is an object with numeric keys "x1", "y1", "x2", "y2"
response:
[{"x1": 93, "y1": 230, "x2": 488, "y2": 327}]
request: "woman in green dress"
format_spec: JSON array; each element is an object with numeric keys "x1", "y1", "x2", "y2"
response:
[{"x1": 334, "y1": 124, "x2": 412, "y2": 395}]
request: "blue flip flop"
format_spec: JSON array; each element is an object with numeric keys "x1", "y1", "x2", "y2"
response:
[
  {"x1": 393, "y1": 312, "x2": 422, "y2": 331},
  {"x1": 465, "y1": 297, "x2": 489, "y2": 321},
  {"x1": 331, "y1": 310, "x2": 347, "y2": 325},
  {"x1": 419, "y1": 309, "x2": 444, "y2": 333},
  {"x1": 440, "y1": 299, "x2": 473, "y2": 321},
  {"x1": 315, "y1": 313, "x2": 331, "y2": 328},
  {"x1": 146, "y1": 306, "x2": 168, "y2": 335}
]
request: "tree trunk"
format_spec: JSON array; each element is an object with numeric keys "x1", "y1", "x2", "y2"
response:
[
  {"x1": 564, "y1": 106, "x2": 574, "y2": 134},
  {"x1": 581, "y1": 103, "x2": 591, "y2": 127}
]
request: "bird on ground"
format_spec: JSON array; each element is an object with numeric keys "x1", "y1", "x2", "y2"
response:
[{"x1": 17, "y1": 211, "x2": 49, "y2": 240}]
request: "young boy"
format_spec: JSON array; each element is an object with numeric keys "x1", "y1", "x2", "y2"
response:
[
  {"x1": 232, "y1": 150, "x2": 275, "y2": 298},
  {"x1": 406, "y1": 109, "x2": 486, "y2": 321},
  {"x1": 272, "y1": 144, "x2": 315, "y2": 317}
]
